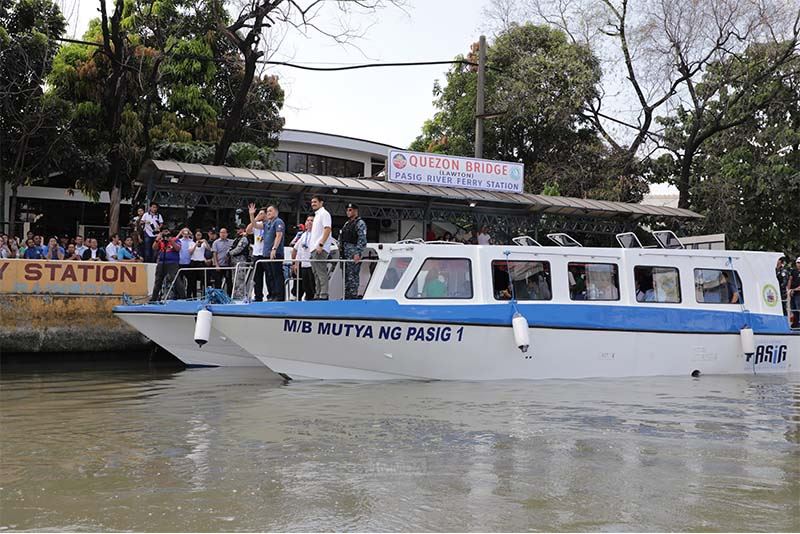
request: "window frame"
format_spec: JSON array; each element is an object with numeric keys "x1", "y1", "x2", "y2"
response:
[
  {"x1": 633, "y1": 265, "x2": 682, "y2": 304},
  {"x1": 491, "y1": 259, "x2": 552, "y2": 302},
  {"x1": 693, "y1": 268, "x2": 745, "y2": 305},
  {"x1": 379, "y1": 256, "x2": 412, "y2": 291},
  {"x1": 567, "y1": 261, "x2": 621, "y2": 302},
  {"x1": 287, "y1": 152, "x2": 308, "y2": 173},
  {"x1": 405, "y1": 257, "x2": 474, "y2": 300}
]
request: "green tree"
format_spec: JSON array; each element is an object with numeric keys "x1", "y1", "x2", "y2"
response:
[
  {"x1": 0, "y1": 0, "x2": 66, "y2": 232},
  {"x1": 46, "y1": 0, "x2": 286, "y2": 234},
  {"x1": 494, "y1": 0, "x2": 800, "y2": 208},
  {"x1": 657, "y1": 46, "x2": 800, "y2": 252},
  {"x1": 411, "y1": 23, "x2": 645, "y2": 200}
]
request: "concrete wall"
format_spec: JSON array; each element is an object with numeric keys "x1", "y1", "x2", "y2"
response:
[
  {"x1": 0, "y1": 295, "x2": 148, "y2": 353},
  {"x1": 0, "y1": 260, "x2": 156, "y2": 354}
]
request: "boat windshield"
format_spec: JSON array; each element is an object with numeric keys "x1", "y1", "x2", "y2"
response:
[{"x1": 380, "y1": 257, "x2": 412, "y2": 290}]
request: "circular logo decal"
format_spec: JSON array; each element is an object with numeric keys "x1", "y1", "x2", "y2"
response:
[
  {"x1": 392, "y1": 153, "x2": 407, "y2": 170},
  {"x1": 510, "y1": 167, "x2": 522, "y2": 180},
  {"x1": 762, "y1": 284, "x2": 779, "y2": 307}
]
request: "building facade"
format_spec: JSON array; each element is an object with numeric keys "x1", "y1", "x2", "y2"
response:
[{"x1": 0, "y1": 130, "x2": 395, "y2": 240}]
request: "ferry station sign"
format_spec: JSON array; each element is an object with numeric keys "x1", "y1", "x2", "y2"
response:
[
  {"x1": 0, "y1": 259, "x2": 148, "y2": 296},
  {"x1": 388, "y1": 150, "x2": 525, "y2": 194}
]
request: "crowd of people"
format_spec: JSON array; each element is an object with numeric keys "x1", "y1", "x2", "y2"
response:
[
  {"x1": 3, "y1": 209, "x2": 799, "y2": 324},
  {"x1": 0, "y1": 197, "x2": 367, "y2": 302},
  {"x1": 143, "y1": 195, "x2": 369, "y2": 303},
  {"x1": 0, "y1": 232, "x2": 141, "y2": 262}
]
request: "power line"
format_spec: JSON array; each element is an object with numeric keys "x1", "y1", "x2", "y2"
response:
[
  {"x1": 262, "y1": 59, "x2": 479, "y2": 71},
  {"x1": 53, "y1": 37, "x2": 486, "y2": 72},
  {"x1": 53, "y1": 37, "x2": 514, "y2": 74}
]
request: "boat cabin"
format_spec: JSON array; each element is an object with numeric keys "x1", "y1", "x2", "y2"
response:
[{"x1": 362, "y1": 240, "x2": 785, "y2": 318}]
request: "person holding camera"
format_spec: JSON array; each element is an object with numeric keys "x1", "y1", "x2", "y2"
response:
[
  {"x1": 187, "y1": 230, "x2": 210, "y2": 299},
  {"x1": 141, "y1": 202, "x2": 163, "y2": 263},
  {"x1": 246, "y1": 203, "x2": 268, "y2": 302},
  {"x1": 44, "y1": 237, "x2": 65, "y2": 260},
  {"x1": 150, "y1": 228, "x2": 184, "y2": 302}
]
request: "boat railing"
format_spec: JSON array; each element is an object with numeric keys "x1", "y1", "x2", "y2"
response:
[
  {"x1": 249, "y1": 257, "x2": 384, "y2": 302},
  {"x1": 162, "y1": 263, "x2": 253, "y2": 303}
]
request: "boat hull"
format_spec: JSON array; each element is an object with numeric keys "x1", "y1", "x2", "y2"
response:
[
  {"x1": 211, "y1": 314, "x2": 800, "y2": 380},
  {"x1": 116, "y1": 311, "x2": 267, "y2": 368}
]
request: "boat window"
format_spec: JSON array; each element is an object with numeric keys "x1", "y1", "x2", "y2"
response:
[
  {"x1": 405, "y1": 258, "x2": 473, "y2": 299},
  {"x1": 380, "y1": 257, "x2": 412, "y2": 290},
  {"x1": 568, "y1": 262, "x2": 620, "y2": 301},
  {"x1": 634, "y1": 266, "x2": 681, "y2": 303},
  {"x1": 492, "y1": 260, "x2": 552, "y2": 301},
  {"x1": 694, "y1": 269, "x2": 744, "y2": 304}
]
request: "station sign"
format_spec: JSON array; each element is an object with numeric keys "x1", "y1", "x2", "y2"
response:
[
  {"x1": 387, "y1": 150, "x2": 525, "y2": 194},
  {"x1": 0, "y1": 259, "x2": 148, "y2": 296}
]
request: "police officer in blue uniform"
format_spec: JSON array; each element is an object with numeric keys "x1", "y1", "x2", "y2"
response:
[{"x1": 339, "y1": 203, "x2": 367, "y2": 299}]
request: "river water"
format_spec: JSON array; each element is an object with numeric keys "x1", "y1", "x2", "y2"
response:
[{"x1": 1, "y1": 363, "x2": 798, "y2": 532}]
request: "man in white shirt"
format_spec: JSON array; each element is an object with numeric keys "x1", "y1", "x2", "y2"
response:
[
  {"x1": 291, "y1": 215, "x2": 315, "y2": 300},
  {"x1": 74, "y1": 235, "x2": 88, "y2": 257},
  {"x1": 309, "y1": 195, "x2": 333, "y2": 300},
  {"x1": 141, "y1": 202, "x2": 163, "y2": 263},
  {"x1": 105, "y1": 234, "x2": 121, "y2": 261},
  {"x1": 477, "y1": 226, "x2": 492, "y2": 245},
  {"x1": 247, "y1": 203, "x2": 268, "y2": 302}
]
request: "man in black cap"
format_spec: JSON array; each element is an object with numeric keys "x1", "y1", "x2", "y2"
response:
[{"x1": 339, "y1": 203, "x2": 367, "y2": 299}]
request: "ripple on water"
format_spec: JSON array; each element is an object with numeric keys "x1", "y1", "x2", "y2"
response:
[{"x1": 1, "y1": 368, "x2": 799, "y2": 531}]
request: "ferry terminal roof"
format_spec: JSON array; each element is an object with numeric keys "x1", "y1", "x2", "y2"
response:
[{"x1": 139, "y1": 160, "x2": 702, "y2": 222}]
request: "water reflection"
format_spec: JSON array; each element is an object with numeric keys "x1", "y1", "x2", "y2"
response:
[{"x1": 1, "y1": 367, "x2": 798, "y2": 531}]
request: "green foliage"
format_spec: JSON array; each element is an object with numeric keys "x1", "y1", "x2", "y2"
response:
[
  {"x1": 225, "y1": 142, "x2": 273, "y2": 169},
  {"x1": 151, "y1": 140, "x2": 276, "y2": 170},
  {"x1": 152, "y1": 141, "x2": 215, "y2": 163},
  {"x1": 411, "y1": 24, "x2": 644, "y2": 200},
  {"x1": 0, "y1": 0, "x2": 67, "y2": 192},
  {"x1": 541, "y1": 181, "x2": 560, "y2": 196},
  {"x1": 39, "y1": 0, "x2": 286, "y2": 203},
  {"x1": 657, "y1": 44, "x2": 800, "y2": 252}
]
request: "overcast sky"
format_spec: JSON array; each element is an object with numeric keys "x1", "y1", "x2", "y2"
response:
[{"x1": 69, "y1": 0, "x2": 489, "y2": 148}]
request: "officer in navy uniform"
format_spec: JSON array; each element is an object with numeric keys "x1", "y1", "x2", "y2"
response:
[{"x1": 339, "y1": 203, "x2": 368, "y2": 299}]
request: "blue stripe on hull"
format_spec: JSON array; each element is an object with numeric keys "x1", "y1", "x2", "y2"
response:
[{"x1": 114, "y1": 300, "x2": 796, "y2": 336}]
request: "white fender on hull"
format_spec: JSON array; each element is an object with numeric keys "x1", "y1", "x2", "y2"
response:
[
  {"x1": 512, "y1": 312, "x2": 530, "y2": 353},
  {"x1": 740, "y1": 326, "x2": 755, "y2": 356},
  {"x1": 194, "y1": 308, "x2": 212, "y2": 347}
]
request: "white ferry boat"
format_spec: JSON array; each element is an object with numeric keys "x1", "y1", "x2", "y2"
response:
[{"x1": 114, "y1": 233, "x2": 798, "y2": 380}]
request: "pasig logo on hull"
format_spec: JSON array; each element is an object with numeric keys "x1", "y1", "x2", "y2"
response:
[
  {"x1": 388, "y1": 150, "x2": 525, "y2": 194},
  {"x1": 746, "y1": 343, "x2": 789, "y2": 369}
]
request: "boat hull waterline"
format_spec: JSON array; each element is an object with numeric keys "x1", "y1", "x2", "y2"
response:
[
  {"x1": 209, "y1": 312, "x2": 798, "y2": 380},
  {"x1": 116, "y1": 311, "x2": 266, "y2": 368}
]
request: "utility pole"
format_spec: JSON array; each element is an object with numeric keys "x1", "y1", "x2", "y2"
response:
[{"x1": 474, "y1": 35, "x2": 486, "y2": 159}]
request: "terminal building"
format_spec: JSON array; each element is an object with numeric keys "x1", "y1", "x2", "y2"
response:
[
  {"x1": 0, "y1": 130, "x2": 395, "y2": 240},
  {"x1": 0, "y1": 129, "x2": 701, "y2": 244}
]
